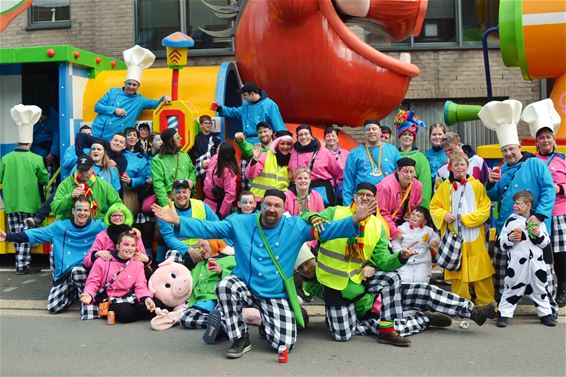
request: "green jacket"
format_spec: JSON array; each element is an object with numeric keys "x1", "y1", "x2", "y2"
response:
[
  {"x1": 235, "y1": 138, "x2": 268, "y2": 160},
  {"x1": 301, "y1": 206, "x2": 405, "y2": 272},
  {"x1": 188, "y1": 255, "x2": 235, "y2": 307},
  {"x1": 151, "y1": 152, "x2": 196, "y2": 206},
  {"x1": 399, "y1": 148, "x2": 432, "y2": 208},
  {"x1": 0, "y1": 149, "x2": 49, "y2": 213},
  {"x1": 51, "y1": 175, "x2": 122, "y2": 220}
]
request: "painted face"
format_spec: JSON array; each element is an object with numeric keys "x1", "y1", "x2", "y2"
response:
[
  {"x1": 513, "y1": 199, "x2": 531, "y2": 216},
  {"x1": 89, "y1": 143, "x2": 105, "y2": 164},
  {"x1": 77, "y1": 167, "x2": 94, "y2": 183},
  {"x1": 365, "y1": 124, "x2": 382, "y2": 146},
  {"x1": 72, "y1": 202, "x2": 91, "y2": 226},
  {"x1": 399, "y1": 131, "x2": 414, "y2": 149},
  {"x1": 354, "y1": 189, "x2": 376, "y2": 207},
  {"x1": 124, "y1": 80, "x2": 140, "y2": 95},
  {"x1": 409, "y1": 209, "x2": 426, "y2": 228},
  {"x1": 173, "y1": 132, "x2": 182, "y2": 148},
  {"x1": 297, "y1": 129, "x2": 313, "y2": 146},
  {"x1": 430, "y1": 127, "x2": 445, "y2": 148},
  {"x1": 398, "y1": 166, "x2": 416, "y2": 186},
  {"x1": 324, "y1": 130, "x2": 338, "y2": 149},
  {"x1": 295, "y1": 171, "x2": 311, "y2": 191},
  {"x1": 277, "y1": 140, "x2": 293, "y2": 155},
  {"x1": 139, "y1": 128, "x2": 149, "y2": 139},
  {"x1": 238, "y1": 195, "x2": 256, "y2": 214},
  {"x1": 298, "y1": 259, "x2": 316, "y2": 280},
  {"x1": 450, "y1": 159, "x2": 468, "y2": 180},
  {"x1": 152, "y1": 135, "x2": 163, "y2": 150},
  {"x1": 381, "y1": 133, "x2": 391, "y2": 143},
  {"x1": 199, "y1": 120, "x2": 212, "y2": 135},
  {"x1": 126, "y1": 131, "x2": 139, "y2": 148},
  {"x1": 197, "y1": 239, "x2": 213, "y2": 259},
  {"x1": 536, "y1": 131, "x2": 555, "y2": 155},
  {"x1": 260, "y1": 196, "x2": 285, "y2": 227},
  {"x1": 117, "y1": 236, "x2": 137, "y2": 260},
  {"x1": 173, "y1": 188, "x2": 191, "y2": 208},
  {"x1": 110, "y1": 134, "x2": 126, "y2": 153},
  {"x1": 258, "y1": 127, "x2": 273, "y2": 145},
  {"x1": 501, "y1": 144, "x2": 522, "y2": 165},
  {"x1": 444, "y1": 143, "x2": 462, "y2": 158},
  {"x1": 110, "y1": 210, "x2": 125, "y2": 226}
]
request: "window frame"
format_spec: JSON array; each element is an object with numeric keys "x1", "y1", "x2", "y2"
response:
[{"x1": 26, "y1": 0, "x2": 71, "y2": 31}]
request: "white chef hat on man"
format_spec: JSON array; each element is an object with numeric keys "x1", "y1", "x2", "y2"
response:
[
  {"x1": 521, "y1": 99, "x2": 561, "y2": 138},
  {"x1": 123, "y1": 45, "x2": 156, "y2": 84},
  {"x1": 10, "y1": 104, "x2": 42, "y2": 144},
  {"x1": 478, "y1": 99, "x2": 523, "y2": 147}
]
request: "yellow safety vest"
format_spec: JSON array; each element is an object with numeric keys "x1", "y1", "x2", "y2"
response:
[
  {"x1": 180, "y1": 199, "x2": 206, "y2": 247},
  {"x1": 250, "y1": 151, "x2": 289, "y2": 198},
  {"x1": 316, "y1": 206, "x2": 381, "y2": 290}
]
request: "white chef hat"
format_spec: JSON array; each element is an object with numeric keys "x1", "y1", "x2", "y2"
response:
[
  {"x1": 478, "y1": 99, "x2": 523, "y2": 147},
  {"x1": 521, "y1": 99, "x2": 561, "y2": 138},
  {"x1": 10, "y1": 104, "x2": 42, "y2": 144},
  {"x1": 123, "y1": 45, "x2": 156, "y2": 84},
  {"x1": 294, "y1": 243, "x2": 315, "y2": 270}
]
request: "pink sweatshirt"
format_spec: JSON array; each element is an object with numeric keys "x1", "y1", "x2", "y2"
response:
[
  {"x1": 83, "y1": 256, "x2": 150, "y2": 302},
  {"x1": 203, "y1": 154, "x2": 238, "y2": 218},
  {"x1": 288, "y1": 147, "x2": 343, "y2": 183},
  {"x1": 285, "y1": 189, "x2": 325, "y2": 216},
  {"x1": 377, "y1": 173, "x2": 423, "y2": 239},
  {"x1": 537, "y1": 152, "x2": 566, "y2": 216},
  {"x1": 84, "y1": 230, "x2": 147, "y2": 269},
  {"x1": 328, "y1": 147, "x2": 349, "y2": 185}
]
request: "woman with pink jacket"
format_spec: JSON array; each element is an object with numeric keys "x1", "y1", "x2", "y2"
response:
[
  {"x1": 289, "y1": 124, "x2": 343, "y2": 206},
  {"x1": 81, "y1": 232, "x2": 155, "y2": 323},
  {"x1": 84, "y1": 203, "x2": 148, "y2": 269},
  {"x1": 203, "y1": 142, "x2": 239, "y2": 219}
]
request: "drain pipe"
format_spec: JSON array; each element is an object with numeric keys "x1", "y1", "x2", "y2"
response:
[{"x1": 482, "y1": 26, "x2": 499, "y2": 102}]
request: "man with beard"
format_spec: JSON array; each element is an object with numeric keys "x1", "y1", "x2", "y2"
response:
[{"x1": 234, "y1": 121, "x2": 273, "y2": 190}]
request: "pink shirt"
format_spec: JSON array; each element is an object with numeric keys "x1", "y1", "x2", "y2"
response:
[
  {"x1": 288, "y1": 147, "x2": 343, "y2": 184},
  {"x1": 84, "y1": 230, "x2": 147, "y2": 269},
  {"x1": 328, "y1": 147, "x2": 349, "y2": 185},
  {"x1": 284, "y1": 189, "x2": 325, "y2": 216},
  {"x1": 377, "y1": 174, "x2": 423, "y2": 239},
  {"x1": 203, "y1": 154, "x2": 238, "y2": 218},
  {"x1": 84, "y1": 256, "x2": 150, "y2": 302},
  {"x1": 537, "y1": 152, "x2": 566, "y2": 216}
]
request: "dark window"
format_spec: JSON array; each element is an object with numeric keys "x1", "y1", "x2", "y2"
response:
[{"x1": 27, "y1": 0, "x2": 70, "y2": 30}]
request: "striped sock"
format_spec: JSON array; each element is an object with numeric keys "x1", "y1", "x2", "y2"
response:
[{"x1": 378, "y1": 319, "x2": 395, "y2": 333}]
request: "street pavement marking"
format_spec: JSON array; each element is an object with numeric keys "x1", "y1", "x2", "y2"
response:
[
  {"x1": 22, "y1": 279, "x2": 36, "y2": 284},
  {"x1": 2, "y1": 287, "x2": 17, "y2": 292}
]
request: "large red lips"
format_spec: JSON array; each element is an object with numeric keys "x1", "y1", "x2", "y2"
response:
[{"x1": 235, "y1": 0, "x2": 427, "y2": 127}]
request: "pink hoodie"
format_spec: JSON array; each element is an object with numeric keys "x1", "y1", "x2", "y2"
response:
[
  {"x1": 84, "y1": 230, "x2": 147, "y2": 269},
  {"x1": 203, "y1": 153, "x2": 238, "y2": 217},
  {"x1": 537, "y1": 152, "x2": 566, "y2": 216},
  {"x1": 285, "y1": 189, "x2": 325, "y2": 216},
  {"x1": 288, "y1": 147, "x2": 343, "y2": 183},
  {"x1": 83, "y1": 256, "x2": 150, "y2": 302}
]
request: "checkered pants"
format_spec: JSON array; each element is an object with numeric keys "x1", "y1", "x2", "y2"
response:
[
  {"x1": 165, "y1": 249, "x2": 185, "y2": 264},
  {"x1": 552, "y1": 215, "x2": 566, "y2": 253},
  {"x1": 7, "y1": 212, "x2": 33, "y2": 271},
  {"x1": 135, "y1": 212, "x2": 155, "y2": 224},
  {"x1": 216, "y1": 275, "x2": 297, "y2": 350},
  {"x1": 365, "y1": 271, "x2": 404, "y2": 320},
  {"x1": 81, "y1": 293, "x2": 137, "y2": 320},
  {"x1": 400, "y1": 282, "x2": 473, "y2": 318},
  {"x1": 492, "y1": 244, "x2": 508, "y2": 300},
  {"x1": 47, "y1": 265, "x2": 88, "y2": 313},
  {"x1": 180, "y1": 307, "x2": 211, "y2": 329},
  {"x1": 240, "y1": 159, "x2": 250, "y2": 191}
]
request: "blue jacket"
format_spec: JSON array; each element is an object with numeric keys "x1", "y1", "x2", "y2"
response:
[
  {"x1": 487, "y1": 154, "x2": 555, "y2": 232},
  {"x1": 342, "y1": 143, "x2": 401, "y2": 205},
  {"x1": 25, "y1": 219, "x2": 106, "y2": 282},
  {"x1": 219, "y1": 91, "x2": 286, "y2": 143},
  {"x1": 425, "y1": 147, "x2": 447, "y2": 180},
  {"x1": 176, "y1": 213, "x2": 359, "y2": 298},
  {"x1": 159, "y1": 202, "x2": 219, "y2": 255},
  {"x1": 123, "y1": 150, "x2": 150, "y2": 189},
  {"x1": 61, "y1": 145, "x2": 90, "y2": 180},
  {"x1": 92, "y1": 88, "x2": 163, "y2": 139},
  {"x1": 30, "y1": 107, "x2": 59, "y2": 158}
]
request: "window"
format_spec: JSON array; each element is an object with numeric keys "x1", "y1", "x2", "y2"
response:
[
  {"x1": 357, "y1": 0, "x2": 499, "y2": 50},
  {"x1": 135, "y1": 0, "x2": 234, "y2": 56},
  {"x1": 27, "y1": 0, "x2": 70, "y2": 30}
]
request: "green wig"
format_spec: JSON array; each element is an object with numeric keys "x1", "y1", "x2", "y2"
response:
[{"x1": 104, "y1": 203, "x2": 134, "y2": 227}]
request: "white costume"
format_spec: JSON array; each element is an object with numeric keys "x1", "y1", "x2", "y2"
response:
[{"x1": 392, "y1": 222, "x2": 439, "y2": 283}]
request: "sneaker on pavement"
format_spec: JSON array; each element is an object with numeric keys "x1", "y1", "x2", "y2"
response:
[
  {"x1": 539, "y1": 315, "x2": 557, "y2": 327},
  {"x1": 15, "y1": 266, "x2": 42, "y2": 275},
  {"x1": 470, "y1": 303, "x2": 496, "y2": 326},
  {"x1": 425, "y1": 312, "x2": 452, "y2": 327},
  {"x1": 203, "y1": 309, "x2": 222, "y2": 345},
  {"x1": 226, "y1": 333, "x2": 251, "y2": 359},
  {"x1": 376, "y1": 331, "x2": 411, "y2": 347},
  {"x1": 496, "y1": 316, "x2": 509, "y2": 328}
]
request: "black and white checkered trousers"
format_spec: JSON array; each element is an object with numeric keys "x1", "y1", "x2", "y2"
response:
[
  {"x1": 180, "y1": 307, "x2": 210, "y2": 329},
  {"x1": 492, "y1": 243, "x2": 508, "y2": 300},
  {"x1": 7, "y1": 212, "x2": 33, "y2": 271},
  {"x1": 47, "y1": 265, "x2": 88, "y2": 313},
  {"x1": 552, "y1": 214, "x2": 566, "y2": 253},
  {"x1": 81, "y1": 293, "x2": 137, "y2": 320},
  {"x1": 399, "y1": 282, "x2": 473, "y2": 318},
  {"x1": 165, "y1": 249, "x2": 185, "y2": 264},
  {"x1": 365, "y1": 271, "x2": 404, "y2": 320},
  {"x1": 240, "y1": 159, "x2": 250, "y2": 191},
  {"x1": 135, "y1": 212, "x2": 155, "y2": 224},
  {"x1": 216, "y1": 275, "x2": 297, "y2": 350}
]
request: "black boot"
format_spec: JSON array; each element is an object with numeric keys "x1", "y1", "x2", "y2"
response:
[
  {"x1": 226, "y1": 332, "x2": 251, "y2": 359},
  {"x1": 556, "y1": 284, "x2": 566, "y2": 308}
]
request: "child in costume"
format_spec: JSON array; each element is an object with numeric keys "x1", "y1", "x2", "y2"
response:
[
  {"x1": 496, "y1": 190, "x2": 556, "y2": 327},
  {"x1": 392, "y1": 207, "x2": 440, "y2": 283}
]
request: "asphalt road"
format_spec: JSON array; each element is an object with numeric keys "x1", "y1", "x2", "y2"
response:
[{"x1": 1, "y1": 310, "x2": 565, "y2": 377}]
